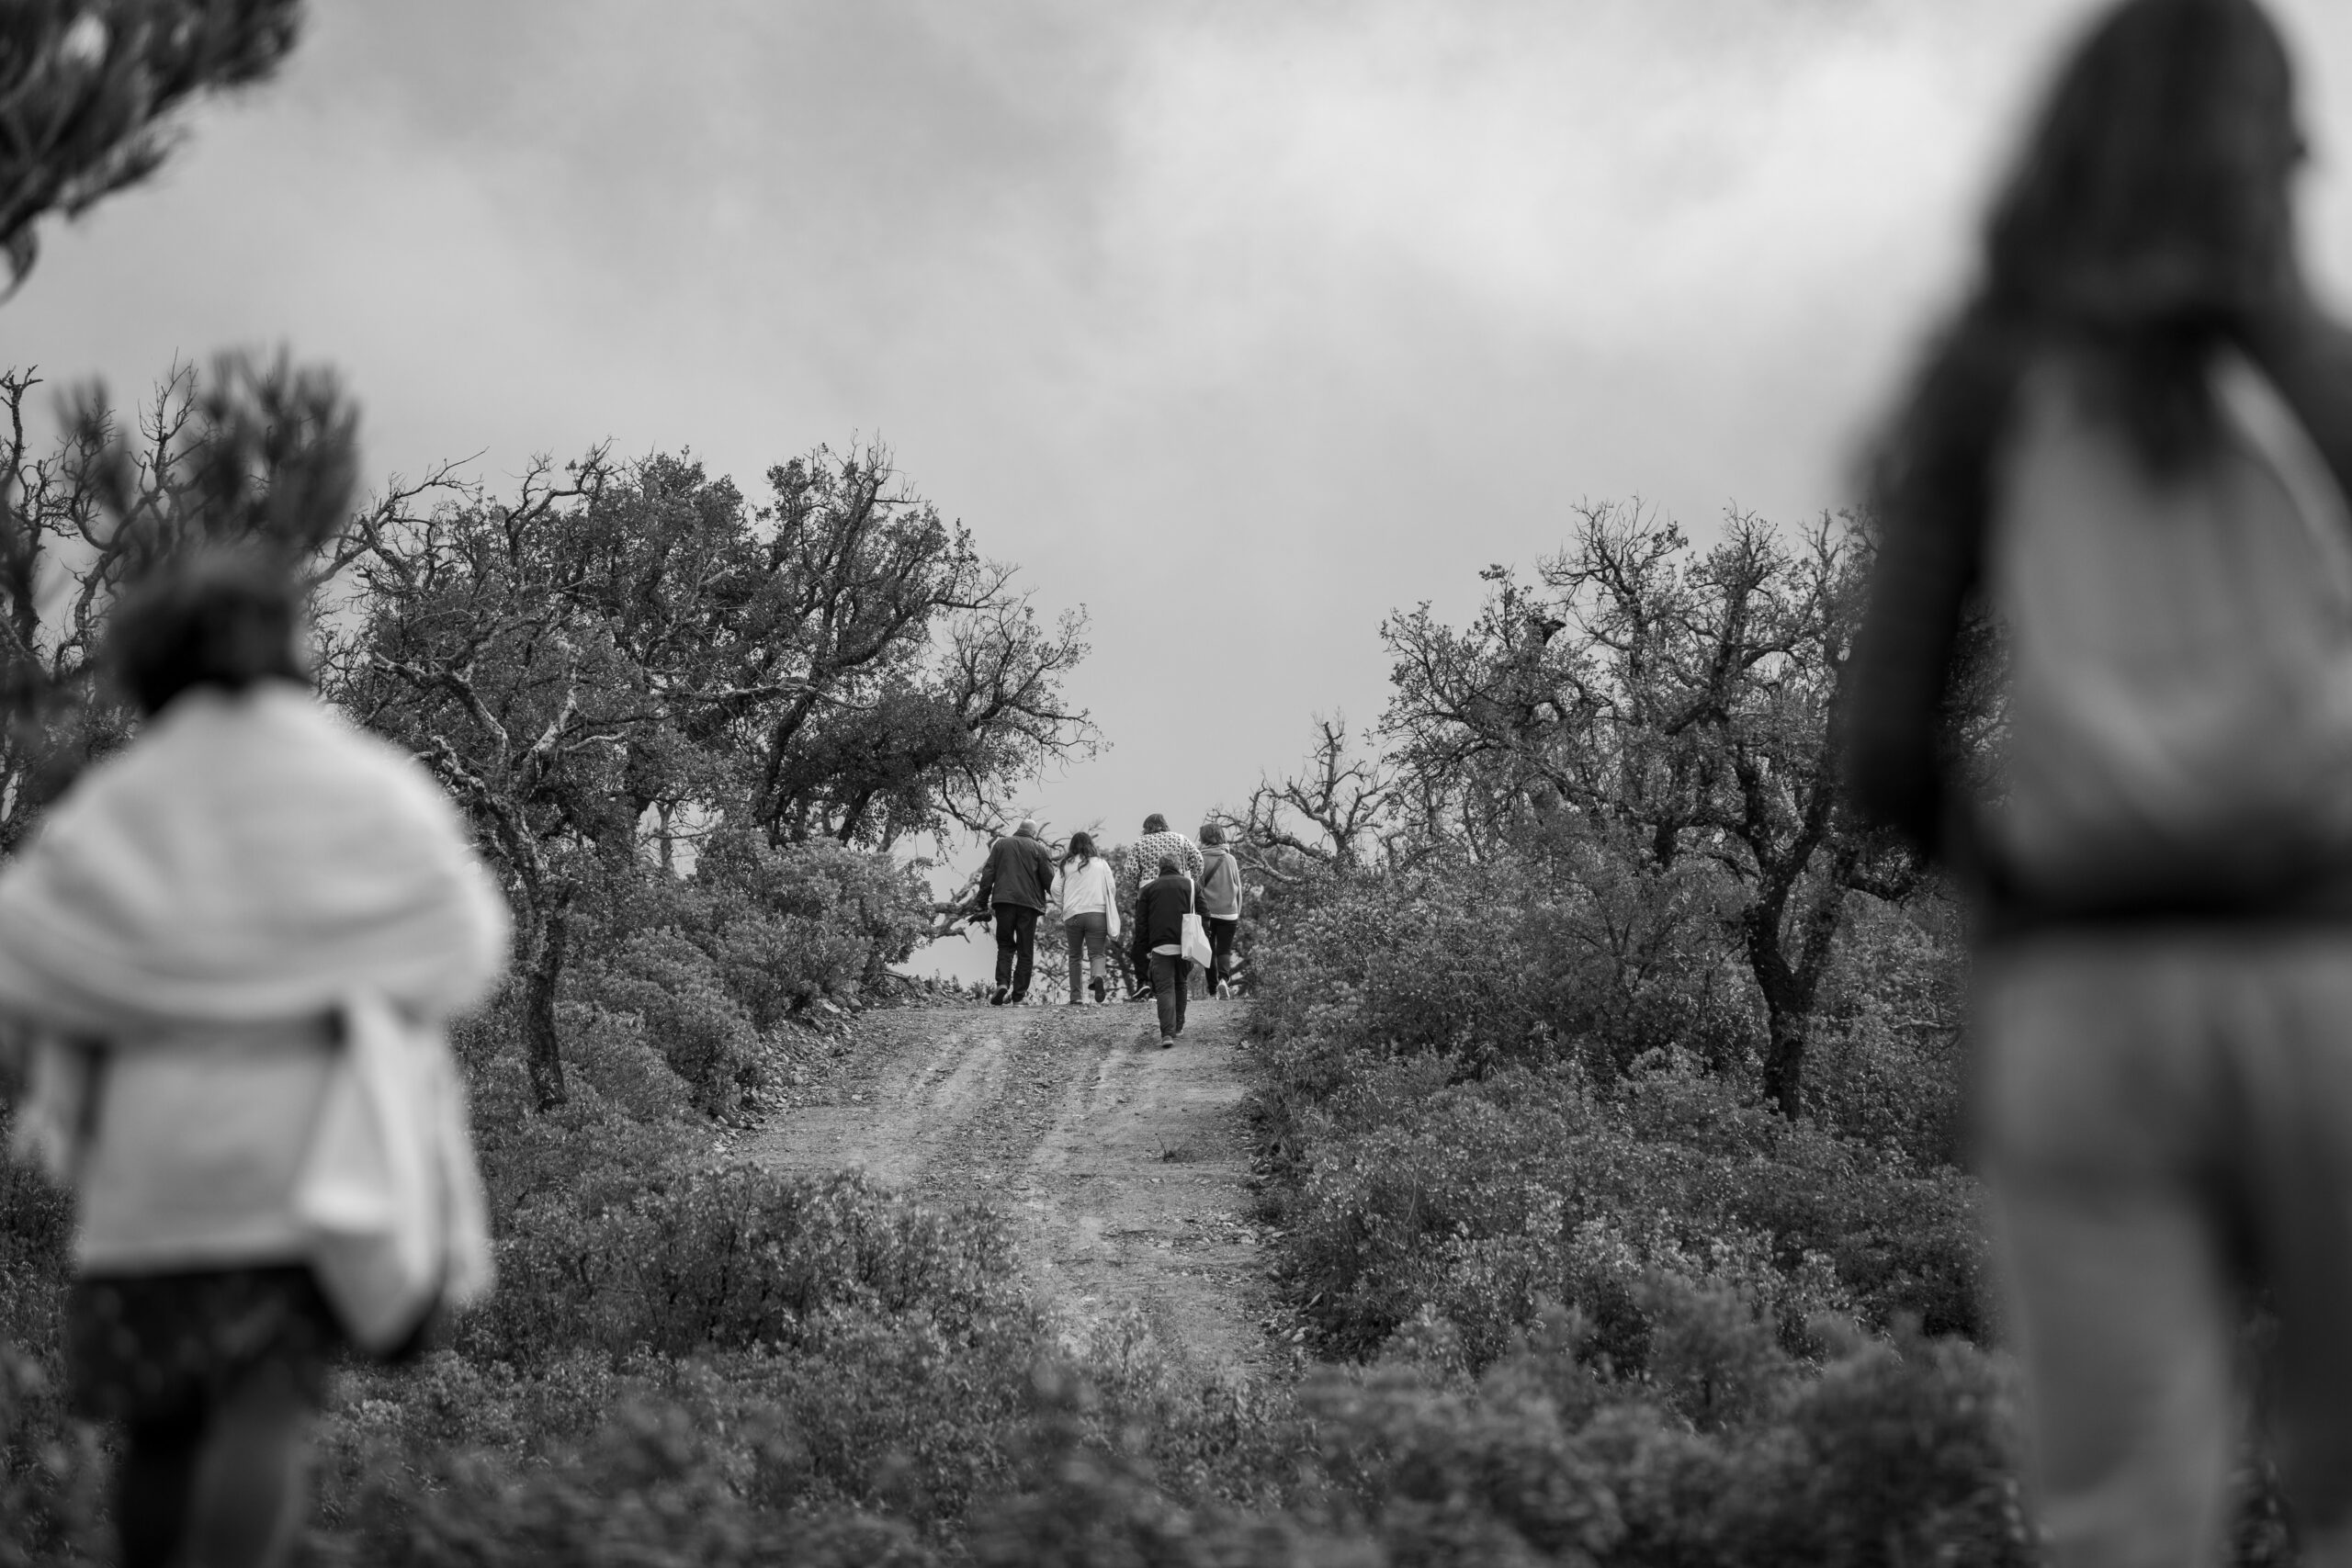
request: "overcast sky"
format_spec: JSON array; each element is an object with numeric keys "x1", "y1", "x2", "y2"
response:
[{"x1": 15, "y1": 0, "x2": 2352, "y2": 975}]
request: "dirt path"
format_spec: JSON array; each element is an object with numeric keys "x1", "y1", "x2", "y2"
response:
[{"x1": 737, "y1": 997, "x2": 1272, "y2": 1380}]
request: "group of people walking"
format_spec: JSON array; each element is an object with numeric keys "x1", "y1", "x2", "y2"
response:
[{"x1": 971, "y1": 812, "x2": 1243, "y2": 1048}]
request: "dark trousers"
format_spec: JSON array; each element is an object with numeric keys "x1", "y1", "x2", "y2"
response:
[
  {"x1": 1149, "y1": 952, "x2": 1192, "y2": 1038},
  {"x1": 993, "y1": 903, "x2": 1040, "y2": 998},
  {"x1": 1206, "y1": 917, "x2": 1238, "y2": 991}
]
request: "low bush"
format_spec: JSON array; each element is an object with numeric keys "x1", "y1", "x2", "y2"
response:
[
  {"x1": 467, "y1": 1166, "x2": 1037, "y2": 1368},
  {"x1": 0, "y1": 1116, "x2": 103, "y2": 1568},
  {"x1": 1266, "y1": 1050, "x2": 1984, "y2": 1369}
]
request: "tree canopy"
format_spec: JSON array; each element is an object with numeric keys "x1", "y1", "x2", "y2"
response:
[
  {"x1": 331, "y1": 438, "x2": 1092, "y2": 1107},
  {"x1": 1372, "y1": 502, "x2": 1919, "y2": 1116}
]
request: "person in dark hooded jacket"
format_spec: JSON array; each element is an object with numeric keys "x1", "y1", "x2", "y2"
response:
[{"x1": 1129, "y1": 854, "x2": 1207, "y2": 1047}]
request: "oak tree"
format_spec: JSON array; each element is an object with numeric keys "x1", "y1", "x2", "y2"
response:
[{"x1": 1380, "y1": 503, "x2": 1917, "y2": 1116}]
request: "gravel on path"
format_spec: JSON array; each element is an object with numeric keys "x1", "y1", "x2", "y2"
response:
[{"x1": 736, "y1": 997, "x2": 1275, "y2": 1379}]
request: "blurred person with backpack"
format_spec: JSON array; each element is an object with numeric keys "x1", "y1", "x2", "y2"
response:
[
  {"x1": 0, "y1": 550, "x2": 508, "y2": 1568},
  {"x1": 1054, "y1": 829, "x2": 1121, "y2": 1004},
  {"x1": 975, "y1": 818, "x2": 1057, "y2": 1006},
  {"x1": 1197, "y1": 823, "x2": 1245, "y2": 998},
  {"x1": 1130, "y1": 853, "x2": 1212, "y2": 1048},
  {"x1": 1848, "y1": 3, "x2": 2352, "y2": 1562}
]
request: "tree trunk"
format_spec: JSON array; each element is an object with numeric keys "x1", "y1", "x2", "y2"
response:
[
  {"x1": 1758, "y1": 1005, "x2": 1807, "y2": 1120},
  {"x1": 1741, "y1": 888, "x2": 1815, "y2": 1121},
  {"x1": 522, "y1": 901, "x2": 571, "y2": 1111}
]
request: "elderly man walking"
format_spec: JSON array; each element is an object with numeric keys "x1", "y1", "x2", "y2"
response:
[{"x1": 977, "y1": 818, "x2": 1057, "y2": 1006}]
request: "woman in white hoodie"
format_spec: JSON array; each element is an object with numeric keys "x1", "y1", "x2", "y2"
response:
[
  {"x1": 1054, "y1": 830, "x2": 1122, "y2": 1004},
  {"x1": 0, "y1": 553, "x2": 508, "y2": 1568}
]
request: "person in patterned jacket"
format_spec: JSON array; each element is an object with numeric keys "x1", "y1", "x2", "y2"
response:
[
  {"x1": 1126, "y1": 814, "x2": 1202, "y2": 900},
  {"x1": 1122, "y1": 815, "x2": 1202, "y2": 1000}
]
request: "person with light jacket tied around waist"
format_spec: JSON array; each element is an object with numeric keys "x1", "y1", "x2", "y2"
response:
[
  {"x1": 975, "y1": 817, "x2": 1057, "y2": 1005},
  {"x1": 0, "y1": 551, "x2": 509, "y2": 1568},
  {"x1": 1196, "y1": 823, "x2": 1244, "y2": 998},
  {"x1": 1846, "y1": 4, "x2": 2352, "y2": 1562},
  {"x1": 1054, "y1": 830, "x2": 1121, "y2": 1004}
]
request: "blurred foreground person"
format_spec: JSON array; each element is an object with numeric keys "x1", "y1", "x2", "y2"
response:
[
  {"x1": 0, "y1": 553, "x2": 508, "y2": 1568},
  {"x1": 1848, "y1": 2, "x2": 2352, "y2": 1562},
  {"x1": 976, "y1": 818, "x2": 1056, "y2": 1005},
  {"x1": 1054, "y1": 830, "x2": 1120, "y2": 1004}
]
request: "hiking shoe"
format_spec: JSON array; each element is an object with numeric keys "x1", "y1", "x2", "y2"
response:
[
  {"x1": 1090, "y1": 978, "x2": 1106, "y2": 1004},
  {"x1": 1159, "y1": 1035, "x2": 1175, "y2": 1050},
  {"x1": 990, "y1": 986, "x2": 1009, "y2": 1007}
]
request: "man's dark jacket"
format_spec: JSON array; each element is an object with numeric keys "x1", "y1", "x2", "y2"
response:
[{"x1": 977, "y1": 832, "x2": 1056, "y2": 913}]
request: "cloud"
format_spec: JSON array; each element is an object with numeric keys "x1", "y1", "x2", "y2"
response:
[{"x1": 15, "y1": 0, "x2": 2352, "y2": 983}]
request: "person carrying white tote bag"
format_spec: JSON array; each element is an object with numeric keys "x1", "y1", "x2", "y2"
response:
[{"x1": 0, "y1": 550, "x2": 512, "y2": 1568}]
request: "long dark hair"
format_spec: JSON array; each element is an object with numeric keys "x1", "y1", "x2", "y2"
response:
[
  {"x1": 1872, "y1": 0, "x2": 2303, "y2": 517},
  {"x1": 1063, "y1": 830, "x2": 1096, "y2": 868}
]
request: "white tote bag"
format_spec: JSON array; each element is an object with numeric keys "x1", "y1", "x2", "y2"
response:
[
  {"x1": 1179, "y1": 877, "x2": 1216, "y2": 970},
  {"x1": 293, "y1": 993, "x2": 493, "y2": 1354}
]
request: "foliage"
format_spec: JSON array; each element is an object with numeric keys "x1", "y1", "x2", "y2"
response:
[
  {"x1": 0, "y1": 1122, "x2": 102, "y2": 1568},
  {"x1": 0, "y1": 0, "x2": 304, "y2": 290},
  {"x1": 1377, "y1": 503, "x2": 1926, "y2": 1115},
  {"x1": 1270, "y1": 1054, "x2": 1985, "y2": 1368},
  {"x1": 466, "y1": 1166, "x2": 1037, "y2": 1370},
  {"x1": 333, "y1": 445, "x2": 1091, "y2": 1107},
  {"x1": 0, "y1": 355, "x2": 366, "y2": 845}
]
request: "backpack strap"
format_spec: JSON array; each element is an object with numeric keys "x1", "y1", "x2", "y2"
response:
[{"x1": 2214, "y1": 348, "x2": 2352, "y2": 610}]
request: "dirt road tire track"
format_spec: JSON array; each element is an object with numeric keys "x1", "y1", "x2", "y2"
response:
[{"x1": 737, "y1": 998, "x2": 1272, "y2": 1379}]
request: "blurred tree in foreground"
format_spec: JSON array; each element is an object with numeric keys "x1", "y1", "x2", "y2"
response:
[
  {"x1": 0, "y1": 1, "x2": 304, "y2": 292},
  {"x1": 0, "y1": 353, "x2": 363, "y2": 843}
]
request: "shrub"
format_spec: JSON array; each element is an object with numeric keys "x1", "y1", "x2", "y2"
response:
[
  {"x1": 0, "y1": 1113, "x2": 102, "y2": 1568},
  {"x1": 464, "y1": 1166, "x2": 1037, "y2": 1369},
  {"x1": 581, "y1": 930, "x2": 769, "y2": 1116},
  {"x1": 1272, "y1": 1055, "x2": 1984, "y2": 1368}
]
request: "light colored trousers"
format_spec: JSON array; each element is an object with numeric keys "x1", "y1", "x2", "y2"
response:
[
  {"x1": 1064, "y1": 911, "x2": 1109, "y2": 1002},
  {"x1": 1980, "y1": 932, "x2": 2352, "y2": 1568}
]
